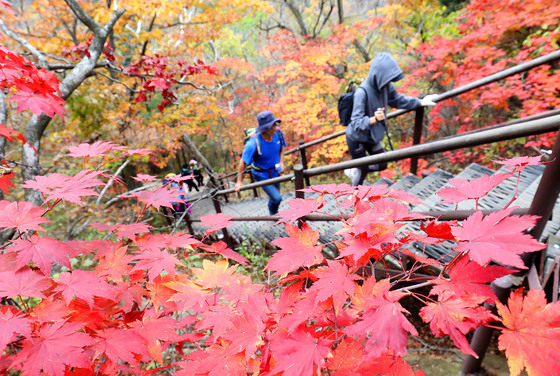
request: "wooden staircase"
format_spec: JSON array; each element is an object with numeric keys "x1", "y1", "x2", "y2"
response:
[{"x1": 187, "y1": 162, "x2": 560, "y2": 279}]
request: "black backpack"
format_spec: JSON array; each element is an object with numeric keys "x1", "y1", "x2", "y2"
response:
[{"x1": 337, "y1": 83, "x2": 367, "y2": 126}]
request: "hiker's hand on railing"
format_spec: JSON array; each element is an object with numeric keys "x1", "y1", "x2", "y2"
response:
[
  {"x1": 421, "y1": 94, "x2": 438, "y2": 106},
  {"x1": 370, "y1": 108, "x2": 385, "y2": 125},
  {"x1": 234, "y1": 181, "x2": 242, "y2": 192}
]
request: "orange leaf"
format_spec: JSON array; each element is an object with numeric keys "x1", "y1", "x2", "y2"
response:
[{"x1": 497, "y1": 289, "x2": 560, "y2": 376}]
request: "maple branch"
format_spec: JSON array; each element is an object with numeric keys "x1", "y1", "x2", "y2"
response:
[
  {"x1": 95, "y1": 70, "x2": 139, "y2": 93},
  {"x1": 0, "y1": 19, "x2": 49, "y2": 68},
  {"x1": 47, "y1": 60, "x2": 114, "y2": 71}
]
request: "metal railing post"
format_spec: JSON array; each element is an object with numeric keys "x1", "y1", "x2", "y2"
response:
[
  {"x1": 249, "y1": 172, "x2": 259, "y2": 198},
  {"x1": 218, "y1": 177, "x2": 229, "y2": 203},
  {"x1": 410, "y1": 107, "x2": 425, "y2": 175},
  {"x1": 298, "y1": 139, "x2": 311, "y2": 187},
  {"x1": 294, "y1": 164, "x2": 305, "y2": 199},
  {"x1": 461, "y1": 276, "x2": 513, "y2": 375},
  {"x1": 211, "y1": 190, "x2": 232, "y2": 247}
]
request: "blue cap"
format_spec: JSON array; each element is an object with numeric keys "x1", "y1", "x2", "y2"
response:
[{"x1": 256, "y1": 111, "x2": 281, "y2": 133}]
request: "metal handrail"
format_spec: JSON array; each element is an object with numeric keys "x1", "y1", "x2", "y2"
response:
[
  {"x1": 185, "y1": 114, "x2": 560, "y2": 204},
  {"x1": 301, "y1": 114, "x2": 560, "y2": 177}
]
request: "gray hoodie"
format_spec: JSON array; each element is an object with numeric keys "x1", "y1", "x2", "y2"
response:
[{"x1": 346, "y1": 53, "x2": 421, "y2": 144}]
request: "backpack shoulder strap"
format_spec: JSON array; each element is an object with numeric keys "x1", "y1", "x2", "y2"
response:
[
  {"x1": 250, "y1": 132, "x2": 262, "y2": 157},
  {"x1": 357, "y1": 86, "x2": 369, "y2": 117},
  {"x1": 276, "y1": 129, "x2": 286, "y2": 150}
]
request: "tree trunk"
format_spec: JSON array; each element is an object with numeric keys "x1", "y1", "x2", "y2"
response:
[
  {"x1": 181, "y1": 134, "x2": 219, "y2": 187},
  {"x1": 18, "y1": 0, "x2": 125, "y2": 206}
]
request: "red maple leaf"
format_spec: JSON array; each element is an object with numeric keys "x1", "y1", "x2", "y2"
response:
[
  {"x1": 67, "y1": 141, "x2": 117, "y2": 158},
  {"x1": 452, "y1": 208, "x2": 544, "y2": 268},
  {"x1": 0, "y1": 123, "x2": 28, "y2": 145},
  {"x1": 276, "y1": 197, "x2": 325, "y2": 223},
  {"x1": 9, "y1": 85, "x2": 66, "y2": 118},
  {"x1": 269, "y1": 328, "x2": 333, "y2": 376},
  {"x1": 344, "y1": 279, "x2": 417, "y2": 358},
  {"x1": 94, "y1": 245, "x2": 134, "y2": 281},
  {"x1": 9, "y1": 234, "x2": 72, "y2": 275},
  {"x1": 420, "y1": 292, "x2": 496, "y2": 357},
  {"x1": 359, "y1": 352, "x2": 426, "y2": 376},
  {"x1": 164, "y1": 274, "x2": 210, "y2": 311},
  {"x1": 125, "y1": 147, "x2": 152, "y2": 156},
  {"x1": 325, "y1": 337, "x2": 364, "y2": 373},
  {"x1": 437, "y1": 173, "x2": 510, "y2": 205},
  {"x1": 0, "y1": 306, "x2": 32, "y2": 354},
  {"x1": 266, "y1": 222, "x2": 324, "y2": 276},
  {"x1": 200, "y1": 213, "x2": 234, "y2": 234},
  {"x1": 179, "y1": 344, "x2": 248, "y2": 376},
  {"x1": 191, "y1": 259, "x2": 239, "y2": 289},
  {"x1": 494, "y1": 155, "x2": 544, "y2": 173},
  {"x1": 339, "y1": 231, "x2": 394, "y2": 266},
  {"x1": 431, "y1": 255, "x2": 512, "y2": 303},
  {"x1": 90, "y1": 222, "x2": 152, "y2": 240},
  {"x1": 93, "y1": 327, "x2": 148, "y2": 365},
  {"x1": 221, "y1": 298, "x2": 268, "y2": 357},
  {"x1": 133, "y1": 173, "x2": 157, "y2": 182},
  {"x1": 134, "y1": 232, "x2": 200, "y2": 252},
  {"x1": 420, "y1": 219, "x2": 456, "y2": 241},
  {"x1": 0, "y1": 267, "x2": 50, "y2": 299},
  {"x1": 13, "y1": 321, "x2": 94, "y2": 376},
  {"x1": 0, "y1": 170, "x2": 16, "y2": 194},
  {"x1": 300, "y1": 183, "x2": 355, "y2": 196},
  {"x1": 197, "y1": 304, "x2": 236, "y2": 340},
  {"x1": 127, "y1": 186, "x2": 182, "y2": 210},
  {"x1": 0, "y1": 200, "x2": 50, "y2": 233},
  {"x1": 131, "y1": 248, "x2": 180, "y2": 281},
  {"x1": 129, "y1": 310, "x2": 182, "y2": 362},
  {"x1": 22, "y1": 170, "x2": 104, "y2": 206},
  {"x1": 497, "y1": 289, "x2": 560, "y2": 376},
  {"x1": 65, "y1": 239, "x2": 114, "y2": 258},
  {"x1": 308, "y1": 260, "x2": 360, "y2": 312},
  {"x1": 29, "y1": 297, "x2": 73, "y2": 324},
  {"x1": 202, "y1": 240, "x2": 249, "y2": 265},
  {"x1": 53, "y1": 270, "x2": 115, "y2": 307},
  {"x1": 353, "y1": 184, "x2": 420, "y2": 205}
]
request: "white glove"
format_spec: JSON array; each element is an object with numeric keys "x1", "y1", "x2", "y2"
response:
[{"x1": 420, "y1": 94, "x2": 438, "y2": 106}]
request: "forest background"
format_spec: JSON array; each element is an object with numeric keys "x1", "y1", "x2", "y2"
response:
[{"x1": 1, "y1": 0, "x2": 559, "y2": 208}]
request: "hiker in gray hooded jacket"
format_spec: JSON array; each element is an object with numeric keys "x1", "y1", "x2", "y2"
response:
[{"x1": 346, "y1": 53, "x2": 437, "y2": 186}]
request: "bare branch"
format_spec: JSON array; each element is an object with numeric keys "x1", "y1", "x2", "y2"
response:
[
  {"x1": 283, "y1": 0, "x2": 309, "y2": 36},
  {"x1": 95, "y1": 70, "x2": 138, "y2": 92},
  {"x1": 64, "y1": 0, "x2": 99, "y2": 32},
  {"x1": 0, "y1": 19, "x2": 48, "y2": 68}
]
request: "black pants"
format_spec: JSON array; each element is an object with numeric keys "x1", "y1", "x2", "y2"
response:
[
  {"x1": 185, "y1": 179, "x2": 199, "y2": 192},
  {"x1": 346, "y1": 135, "x2": 387, "y2": 186}
]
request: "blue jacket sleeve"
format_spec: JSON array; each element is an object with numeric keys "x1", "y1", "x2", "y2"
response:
[
  {"x1": 387, "y1": 83, "x2": 421, "y2": 110},
  {"x1": 348, "y1": 88, "x2": 371, "y2": 133},
  {"x1": 241, "y1": 138, "x2": 257, "y2": 165}
]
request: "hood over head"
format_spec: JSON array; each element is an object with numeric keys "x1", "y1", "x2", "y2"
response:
[{"x1": 364, "y1": 53, "x2": 404, "y2": 90}]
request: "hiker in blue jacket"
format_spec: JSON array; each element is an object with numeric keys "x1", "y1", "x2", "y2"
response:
[
  {"x1": 346, "y1": 53, "x2": 438, "y2": 186},
  {"x1": 235, "y1": 111, "x2": 286, "y2": 215}
]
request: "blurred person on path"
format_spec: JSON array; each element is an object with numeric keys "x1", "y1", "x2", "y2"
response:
[{"x1": 234, "y1": 111, "x2": 286, "y2": 215}]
